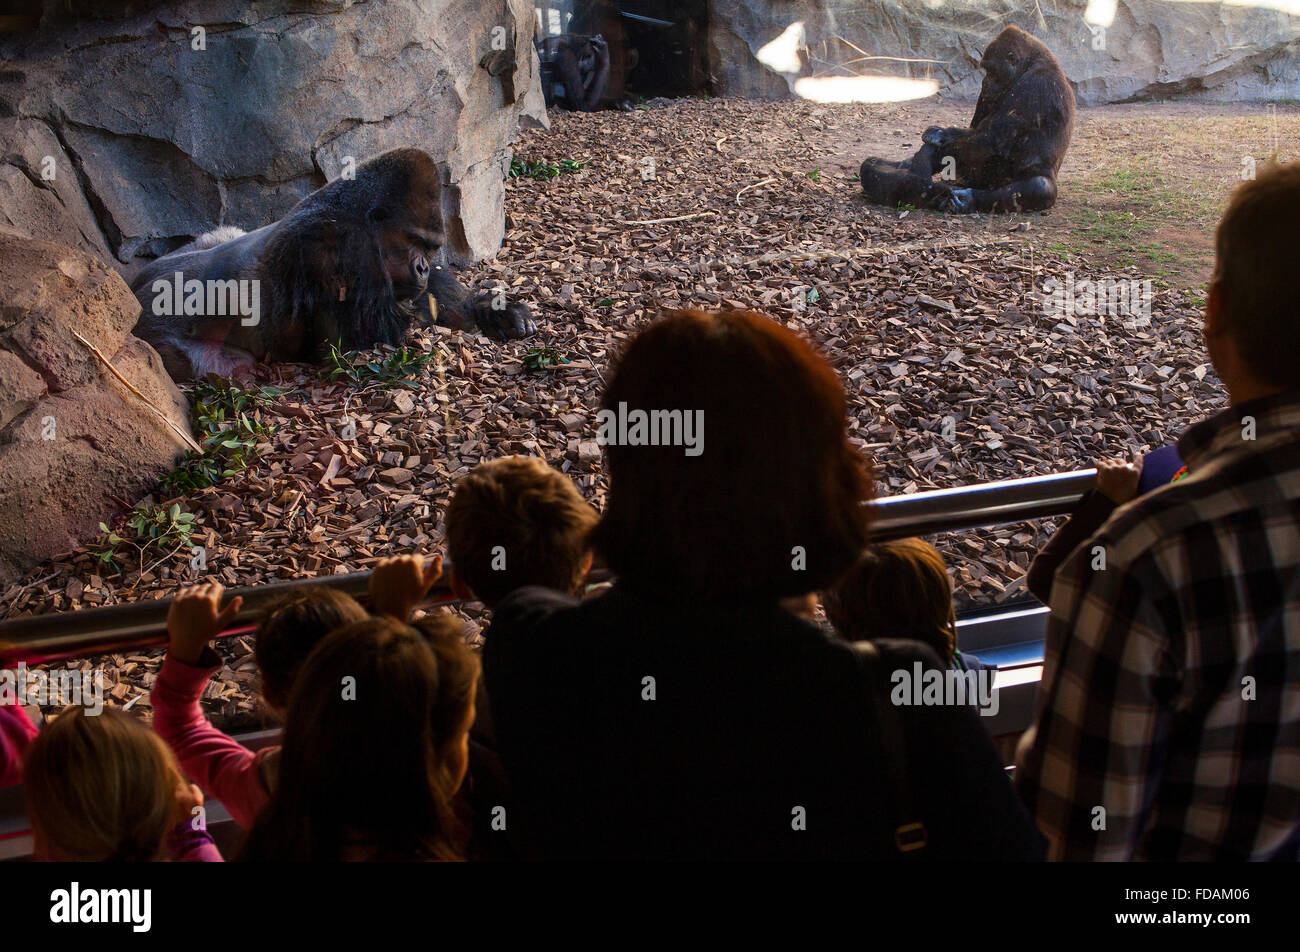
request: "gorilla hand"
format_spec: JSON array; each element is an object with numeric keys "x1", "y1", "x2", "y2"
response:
[
  {"x1": 590, "y1": 35, "x2": 610, "y2": 66},
  {"x1": 471, "y1": 292, "x2": 537, "y2": 340},
  {"x1": 943, "y1": 188, "x2": 975, "y2": 213},
  {"x1": 921, "y1": 126, "x2": 947, "y2": 146},
  {"x1": 922, "y1": 126, "x2": 967, "y2": 147}
]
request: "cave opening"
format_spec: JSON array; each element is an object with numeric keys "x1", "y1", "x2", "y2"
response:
[{"x1": 534, "y1": 1, "x2": 712, "y2": 101}]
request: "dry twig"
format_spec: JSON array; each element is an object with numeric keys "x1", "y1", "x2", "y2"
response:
[{"x1": 71, "y1": 330, "x2": 202, "y2": 452}]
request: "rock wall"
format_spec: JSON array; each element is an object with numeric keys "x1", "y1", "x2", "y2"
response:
[
  {"x1": 0, "y1": 0, "x2": 548, "y2": 277},
  {"x1": 709, "y1": 0, "x2": 1300, "y2": 105},
  {"x1": 0, "y1": 229, "x2": 192, "y2": 586}
]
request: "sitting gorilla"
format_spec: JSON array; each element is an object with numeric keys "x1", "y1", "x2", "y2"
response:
[
  {"x1": 130, "y1": 148, "x2": 535, "y2": 382},
  {"x1": 538, "y1": 33, "x2": 607, "y2": 111},
  {"x1": 537, "y1": 33, "x2": 632, "y2": 111},
  {"x1": 859, "y1": 25, "x2": 1075, "y2": 214}
]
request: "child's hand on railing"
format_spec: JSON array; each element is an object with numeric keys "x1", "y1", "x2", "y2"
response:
[
  {"x1": 165, "y1": 583, "x2": 243, "y2": 666},
  {"x1": 369, "y1": 554, "x2": 443, "y2": 621},
  {"x1": 173, "y1": 777, "x2": 204, "y2": 822},
  {"x1": 1095, "y1": 458, "x2": 1142, "y2": 505}
]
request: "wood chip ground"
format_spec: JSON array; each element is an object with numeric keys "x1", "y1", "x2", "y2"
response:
[{"x1": 1, "y1": 98, "x2": 1225, "y2": 730}]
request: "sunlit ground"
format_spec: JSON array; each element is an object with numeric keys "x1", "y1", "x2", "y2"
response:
[{"x1": 793, "y1": 75, "x2": 940, "y2": 104}]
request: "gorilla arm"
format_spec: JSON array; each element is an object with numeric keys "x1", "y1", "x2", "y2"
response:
[
  {"x1": 426, "y1": 265, "x2": 537, "y2": 340},
  {"x1": 970, "y1": 76, "x2": 1003, "y2": 129}
]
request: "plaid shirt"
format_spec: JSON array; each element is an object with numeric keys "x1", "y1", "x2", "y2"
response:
[{"x1": 1017, "y1": 389, "x2": 1300, "y2": 860}]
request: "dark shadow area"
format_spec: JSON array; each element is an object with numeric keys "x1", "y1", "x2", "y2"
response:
[{"x1": 536, "y1": 0, "x2": 711, "y2": 102}]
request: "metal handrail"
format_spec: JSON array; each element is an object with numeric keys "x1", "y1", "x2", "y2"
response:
[
  {"x1": 868, "y1": 467, "x2": 1096, "y2": 540},
  {"x1": 0, "y1": 468, "x2": 1096, "y2": 666}
]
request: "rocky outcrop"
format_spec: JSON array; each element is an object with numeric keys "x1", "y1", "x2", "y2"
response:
[
  {"x1": 709, "y1": 0, "x2": 1300, "y2": 105},
  {"x1": 0, "y1": 228, "x2": 192, "y2": 585},
  {"x1": 0, "y1": 0, "x2": 548, "y2": 277}
]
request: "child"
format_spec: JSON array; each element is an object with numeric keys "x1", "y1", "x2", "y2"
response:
[
  {"x1": 239, "y1": 614, "x2": 480, "y2": 861},
  {"x1": 821, "y1": 537, "x2": 990, "y2": 673},
  {"x1": 151, "y1": 559, "x2": 438, "y2": 829},
  {"x1": 443, "y1": 455, "x2": 599, "y2": 858},
  {"x1": 23, "y1": 705, "x2": 220, "y2": 861},
  {"x1": 445, "y1": 455, "x2": 600, "y2": 608}
]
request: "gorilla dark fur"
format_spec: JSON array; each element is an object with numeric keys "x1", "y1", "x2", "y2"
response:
[
  {"x1": 131, "y1": 148, "x2": 535, "y2": 382},
  {"x1": 859, "y1": 26, "x2": 1075, "y2": 214},
  {"x1": 537, "y1": 33, "x2": 612, "y2": 112}
]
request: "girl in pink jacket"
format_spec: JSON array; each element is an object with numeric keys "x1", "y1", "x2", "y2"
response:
[{"x1": 151, "y1": 556, "x2": 441, "y2": 829}]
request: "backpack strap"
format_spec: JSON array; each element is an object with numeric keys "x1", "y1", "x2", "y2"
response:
[{"x1": 852, "y1": 641, "x2": 928, "y2": 856}]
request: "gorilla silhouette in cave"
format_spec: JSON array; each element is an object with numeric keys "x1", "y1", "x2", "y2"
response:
[
  {"x1": 537, "y1": 32, "x2": 619, "y2": 111},
  {"x1": 535, "y1": 1, "x2": 709, "y2": 110}
]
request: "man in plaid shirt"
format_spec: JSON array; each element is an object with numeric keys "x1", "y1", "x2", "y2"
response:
[{"x1": 1016, "y1": 163, "x2": 1300, "y2": 861}]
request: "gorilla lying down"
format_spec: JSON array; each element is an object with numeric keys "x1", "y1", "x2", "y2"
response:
[
  {"x1": 860, "y1": 25, "x2": 1075, "y2": 214},
  {"x1": 131, "y1": 148, "x2": 535, "y2": 382}
]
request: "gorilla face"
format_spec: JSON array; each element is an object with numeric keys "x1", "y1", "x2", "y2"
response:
[
  {"x1": 978, "y1": 26, "x2": 1035, "y2": 101},
  {"x1": 372, "y1": 213, "x2": 440, "y2": 302},
  {"x1": 369, "y1": 168, "x2": 445, "y2": 302}
]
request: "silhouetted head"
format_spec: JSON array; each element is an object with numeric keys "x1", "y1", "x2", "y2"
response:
[
  {"x1": 1208, "y1": 160, "x2": 1300, "y2": 397},
  {"x1": 23, "y1": 706, "x2": 188, "y2": 862},
  {"x1": 254, "y1": 585, "x2": 368, "y2": 711},
  {"x1": 594, "y1": 309, "x2": 874, "y2": 599},
  {"x1": 240, "y1": 613, "x2": 479, "y2": 861},
  {"x1": 821, "y1": 537, "x2": 958, "y2": 664},
  {"x1": 446, "y1": 455, "x2": 599, "y2": 606}
]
